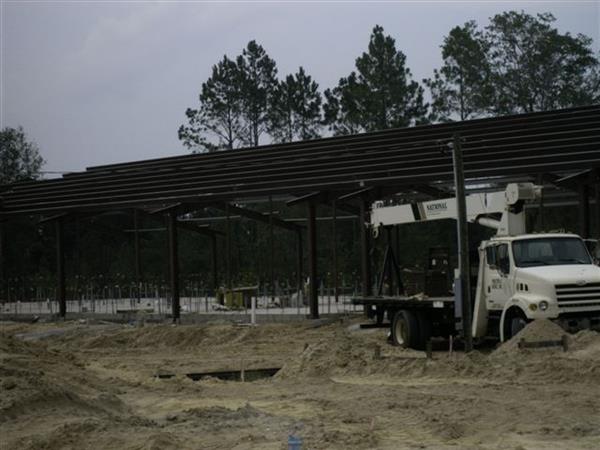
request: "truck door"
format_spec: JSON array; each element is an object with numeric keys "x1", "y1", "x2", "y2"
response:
[{"x1": 484, "y1": 243, "x2": 512, "y2": 310}]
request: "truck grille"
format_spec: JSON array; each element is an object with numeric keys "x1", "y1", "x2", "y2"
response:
[{"x1": 555, "y1": 283, "x2": 600, "y2": 310}]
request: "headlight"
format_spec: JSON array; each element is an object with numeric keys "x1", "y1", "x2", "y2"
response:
[{"x1": 539, "y1": 301, "x2": 549, "y2": 311}]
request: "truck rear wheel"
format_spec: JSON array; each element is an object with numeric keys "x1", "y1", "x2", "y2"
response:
[{"x1": 391, "y1": 310, "x2": 420, "y2": 348}]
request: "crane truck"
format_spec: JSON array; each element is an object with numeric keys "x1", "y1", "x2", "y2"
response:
[{"x1": 353, "y1": 183, "x2": 600, "y2": 349}]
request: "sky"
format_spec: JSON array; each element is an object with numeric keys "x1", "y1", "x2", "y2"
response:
[{"x1": 1, "y1": 1, "x2": 598, "y2": 174}]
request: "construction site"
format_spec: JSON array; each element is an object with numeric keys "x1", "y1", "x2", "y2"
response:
[{"x1": 2, "y1": 106, "x2": 600, "y2": 449}]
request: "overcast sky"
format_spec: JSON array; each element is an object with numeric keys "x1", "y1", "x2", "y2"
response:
[{"x1": 1, "y1": 1, "x2": 598, "y2": 174}]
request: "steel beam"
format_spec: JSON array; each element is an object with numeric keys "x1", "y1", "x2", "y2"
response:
[
  {"x1": 359, "y1": 199, "x2": 372, "y2": 297},
  {"x1": 55, "y1": 217, "x2": 66, "y2": 318},
  {"x1": 214, "y1": 202, "x2": 302, "y2": 232},
  {"x1": 79, "y1": 106, "x2": 599, "y2": 175},
  {"x1": 167, "y1": 210, "x2": 180, "y2": 322},
  {"x1": 269, "y1": 196, "x2": 275, "y2": 302},
  {"x1": 287, "y1": 192, "x2": 325, "y2": 207},
  {"x1": 1, "y1": 106, "x2": 599, "y2": 219},
  {"x1": 596, "y1": 183, "x2": 600, "y2": 238},
  {"x1": 210, "y1": 234, "x2": 218, "y2": 295},
  {"x1": 338, "y1": 187, "x2": 373, "y2": 202},
  {"x1": 296, "y1": 229, "x2": 303, "y2": 298},
  {"x1": 307, "y1": 201, "x2": 319, "y2": 319},
  {"x1": 133, "y1": 209, "x2": 142, "y2": 301},
  {"x1": 0, "y1": 222, "x2": 4, "y2": 302},
  {"x1": 579, "y1": 183, "x2": 591, "y2": 238},
  {"x1": 332, "y1": 200, "x2": 339, "y2": 303},
  {"x1": 9, "y1": 124, "x2": 599, "y2": 204},
  {"x1": 452, "y1": 134, "x2": 473, "y2": 352},
  {"x1": 226, "y1": 204, "x2": 231, "y2": 295}
]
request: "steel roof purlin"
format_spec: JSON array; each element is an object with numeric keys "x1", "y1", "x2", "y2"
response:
[{"x1": 1, "y1": 105, "x2": 599, "y2": 217}]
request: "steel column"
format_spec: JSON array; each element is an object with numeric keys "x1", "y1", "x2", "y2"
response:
[
  {"x1": 0, "y1": 222, "x2": 5, "y2": 302},
  {"x1": 596, "y1": 183, "x2": 600, "y2": 237},
  {"x1": 269, "y1": 196, "x2": 275, "y2": 301},
  {"x1": 55, "y1": 217, "x2": 66, "y2": 318},
  {"x1": 133, "y1": 209, "x2": 142, "y2": 301},
  {"x1": 359, "y1": 200, "x2": 372, "y2": 297},
  {"x1": 452, "y1": 133, "x2": 473, "y2": 352},
  {"x1": 579, "y1": 183, "x2": 590, "y2": 238},
  {"x1": 226, "y1": 203, "x2": 231, "y2": 295},
  {"x1": 210, "y1": 234, "x2": 218, "y2": 295},
  {"x1": 168, "y1": 211, "x2": 180, "y2": 322},
  {"x1": 296, "y1": 229, "x2": 303, "y2": 298},
  {"x1": 536, "y1": 174, "x2": 545, "y2": 230},
  {"x1": 307, "y1": 201, "x2": 319, "y2": 319},
  {"x1": 332, "y1": 200, "x2": 339, "y2": 303},
  {"x1": 385, "y1": 227, "x2": 393, "y2": 295}
]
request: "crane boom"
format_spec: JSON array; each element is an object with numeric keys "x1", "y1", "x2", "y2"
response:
[{"x1": 371, "y1": 183, "x2": 541, "y2": 237}]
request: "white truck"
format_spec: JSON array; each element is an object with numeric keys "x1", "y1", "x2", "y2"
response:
[{"x1": 354, "y1": 183, "x2": 600, "y2": 349}]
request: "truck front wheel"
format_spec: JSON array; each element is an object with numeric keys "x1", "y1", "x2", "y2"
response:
[
  {"x1": 503, "y1": 308, "x2": 528, "y2": 341},
  {"x1": 391, "y1": 310, "x2": 420, "y2": 348}
]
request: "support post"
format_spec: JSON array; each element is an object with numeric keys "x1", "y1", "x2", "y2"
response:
[
  {"x1": 296, "y1": 229, "x2": 303, "y2": 299},
  {"x1": 269, "y1": 196, "x2": 275, "y2": 302},
  {"x1": 536, "y1": 174, "x2": 544, "y2": 231},
  {"x1": 596, "y1": 183, "x2": 600, "y2": 238},
  {"x1": 168, "y1": 211, "x2": 180, "y2": 322},
  {"x1": 133, "y1": 209, "x2": 142, "y2": 301},
  {"x1": 210, "y1": 234, "x2": 218, "y2": 296},
  {"x1": 359, "y1": 199, "x2": 372, "y2": 297},
  {"x1": 226, "y1": 204, "x2": 232, "y2": 295},
  {"x1": 385, "y1": 227, "x2": 393, "y2": 295},
  {"x1": 0, "y1": 222, "x2": 5, "y2": 303},
  {"x1": 452, "y1": 133, "x2": 473, "y2": 352},
  {"x1": 579, "y1": 183, "x2": 590, "y2": 238},
  {"x1": 307, "y1": 201, "x2": 319, "y2": 319},
  {"x1": 332, "y1": 200, "x2": 339, "y2": 303},
  {"x1": 55, "y1": 218, "x2": 66, "y2": 318}
]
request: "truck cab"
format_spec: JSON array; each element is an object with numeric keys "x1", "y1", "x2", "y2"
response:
[{"x1": 474, "y1": 233, "x2": 600, "y2": 341}]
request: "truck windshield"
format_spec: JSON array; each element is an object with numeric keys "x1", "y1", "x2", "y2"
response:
[{"x1": 512, "y1": 237, "x2": 592, "y2": 267}]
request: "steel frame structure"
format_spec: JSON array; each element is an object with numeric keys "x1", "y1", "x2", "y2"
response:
[{"x1": 1, "y1": 105, "x2": 599, "y2": 321}]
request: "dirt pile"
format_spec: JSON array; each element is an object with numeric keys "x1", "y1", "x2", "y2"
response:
[
  {"x1": 276, "y1": 320, "x2": 600, "y2": 384},
  {"x1": 59, "y1": 322, "x2": 313, "y2": 352},
  {"x1": 496, "y1": 319, "x2": 567, "y2": 354},
  {"x1": 0, "y1": 332, "x2": 140, "y2": 425},
  {"x1": 2, "y1": 320, "x2": 600, "y2": 449},
  {"x1": 275, "y1": 328, "x2": 422, "y2": 379},
  {"x1": 488, "y1": 320, "x2": 600, "y2": 383}
]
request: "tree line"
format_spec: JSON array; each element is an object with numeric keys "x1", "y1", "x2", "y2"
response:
[{"x1": 179, "y1": 11, "x2": 599, "y2": 152}]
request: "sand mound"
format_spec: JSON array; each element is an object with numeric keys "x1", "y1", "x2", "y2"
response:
[
  {"x1": 62, "y1": 322, "x2": 310, "y2": 351},
  {"x1": 0, "y1": 333, "x2": 136, "y2": 424},
  {"x1": 276, "y1": 329, "x2": 420, "y2": 379},
  {"x1": 569, "y1": 329, "x2": 600, "y2": 359},
  {"x1": 276, "y1": 320, "x2": 600, "y2": 384},
  {"x1": 496, "y1": 319, "x2": 567, "y2": 354}
]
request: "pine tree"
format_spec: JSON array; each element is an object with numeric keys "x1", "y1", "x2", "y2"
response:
[
  {"x1": 1, "y1": 126, "x2": 45, "y2": 185},
  {"x1": 424, "y1": 21, "x2": 492, "y2": 122},
  {"x1": 485, "y1": 11, "x2": 599, "y2": 114},
  {"x1": 269, "y1": 67, "x2": 322, "y2": 143},
  {"x1": 324, "y1": 25, "x2": 427, "y2": 135},
  {"x1": 178, "y1": 55, "x2": 244, "y2": 152},
  {"x1": 236, "y1": 41, "x2": 278, "y2": 147}
]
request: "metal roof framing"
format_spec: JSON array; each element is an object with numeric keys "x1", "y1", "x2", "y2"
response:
[{"x1": 1, "y1": 105, "x2": 599, "y2": 216}]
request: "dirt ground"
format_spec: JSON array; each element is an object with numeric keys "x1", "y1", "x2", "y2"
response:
[{"x1": 1, "y1": 317, "x2": 599, "y2": 450}]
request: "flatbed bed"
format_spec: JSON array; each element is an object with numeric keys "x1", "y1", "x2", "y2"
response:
[{"x1": 352, "y1": 295, "x2": 454, "y2": 310}]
